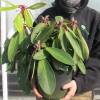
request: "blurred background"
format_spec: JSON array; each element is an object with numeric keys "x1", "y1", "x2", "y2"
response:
[{"x1": 0, "y1": 0, "x2": 100, "y2": 100}]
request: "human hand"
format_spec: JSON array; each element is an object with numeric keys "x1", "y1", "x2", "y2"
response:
[
  {"x1": 33, "y1": 85, "x2": 43, "y2": 99},
  {"x1": 60, "y1": 80, "x2": 77, "y2": 100}
]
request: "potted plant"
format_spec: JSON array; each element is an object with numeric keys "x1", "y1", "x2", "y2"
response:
[{"x1": 1, "y1": 0, "x2": 89, "y2": 99}]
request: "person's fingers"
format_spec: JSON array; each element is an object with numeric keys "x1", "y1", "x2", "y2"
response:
[
  {"x1": 60, "y1": 87, "x2": 73, "y2": 100},
  {"x1": 65, "y1": 87, "x2": 75, "y2": 98},
  {"x1": 60, "y1": 80, "x2": 77, "y2": 100},
  {"x1": 63, "y1": 82, "x2": 72, "y2": 90},
  {"x1": 33, "y1": 85, "x2": 43, "y2": 98}
]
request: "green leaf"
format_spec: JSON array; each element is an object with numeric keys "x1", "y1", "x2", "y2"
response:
[
  {"x1": 19, "y1": 32, "x2": 27, "y2": 45},
  {"x1": 64, "y1": 31, "x2": 83, "y2": 60},
  {"x1": 17, "y1": 54, "x2": 31, "y2": 94},
  {"x1": 77, "y1": 58, "x2": 86, "y2": 74},
  {"x1": 31, "y1": 23, "x2": 46, "y2": 43},
  {"x1": 33, "y1": 50, "x2": 47, "y2": 60},
  {"x1": 28, "y1": 2, "x2": 46, "y2": 10},
  {"x1": 59, "y1": 27, "x2": 74, "y2": 56},
  {"x1": 72, "y1": 52, "x2": 78, "y2": 72},
  {"x1": 7, "y1": 60, "x2": 16, "y2": 72},
  {"x1": 52, "y1": 38, "x2": 61, "y2": 48},
  {"x1": 55, "y1": 16, "x2": 64, "y2": 23},
  {"x1": 52, "y1": 60, "x2": 69, "y2": 72},
  {"x1": 19, "y1": 35, "x2": 30, "y2": 51},
  {"x1": 67, "y1": 27, "x2": 77, "y2": 39},
  {"x1": 46, "y1": 47, "x2": 74, "y2": 65},
  {"x1": 14, "y1": 13, "x2": 24, "y2": 33},
  {"x1": 1, "y1": 0, "x2": 16, "y2": 6},
  {"x1": 75, "y1": 28, "x2": 89, "y2": 60},
  {"x1": 58, "y1": 27, "x2": 68, "y2": 51},
  {"x1": 0, "y1": 5, "x2": 18, "y2": 11},
  {"x1": 35, "y1": 24, "x2": 54, "y2": 42},
  {"x1": 37, "y1": 59, "x2": 56, "y2": 95},
  {"x1": 2, "y1": 38, "x2": 10, "y2": 64},
  {"x1": 24, "y1": 9, "x2": 33, "y2": 27},
  {"x1": 8, "y1": 32, "x2": 19, "y2": 62}
]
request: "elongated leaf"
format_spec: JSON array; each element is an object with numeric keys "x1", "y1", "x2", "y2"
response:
[
  {"x1": 67, "y1": 27, "x2": 77, "y2": 39},
  {"x1": 31, "y1": 23, "x2": 46, "y2": 43},
  {"x1": 28, "y1": 3, "x2": 46, "y2": 10},
  {"x1": 0, "y1": 5, "x2": 18, "y2": 11},
  {"x1": 1, "y1": 0, "x2": 16, "y2": 6},
  {"x1": 19, "y1": 31, "x2": 27, "y2": 45},
  {"x1": 8, "y1": 32, "x2": 19, "y2": 62},
  {"x1": 35, "y1": 24, "x2": 54, "y2": 42},
  {"x1": 59, "y1": 27, "x2": 73, "y2": 56},
  {"x1": 37, "y1": 59, "x2": 56, "y2": 95},
  {"x1": 52, "y1": 38, "x2": 60, "y2": 48},
  {"x1": 75, "y1": 28, "x2": 89, "y2": 60},
  {"x1": 17, "y1": 54, "x2": 31, "y2": 94},
  {"x1": 58, "y1": 27, "x2": 68, "y2": 52},
  {"x1": 14, "y1": 13, "x2": 24, "y2": 33},
  {"x1": 7, "y1": 60, "x2": 16, "y2": 72},
  {"x1": 46, "y1": 47, "x2": 74, "y2": 65},
  {"x1": 33, "y1": 50, "x2": 47, "y2": 60},
  {"x1": 2, "y1": 38, "x2": 10, "y2": 64},
  {"x1": 64, "y1": 31, "x2": 83, "y2": 60},
  {"x1": 72, "y1": 52, "x2": 78, "y2": 71},
  {"x1": 77, "y1": 59, "x2": 86, "y2": 74},
  {"x1": 24, "y1": 9, "x2": 33, "y2": 27}
]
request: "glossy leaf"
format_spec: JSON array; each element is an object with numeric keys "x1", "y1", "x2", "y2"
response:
[
  {"x1": 67, "y1": 26, "x2": 77, "y2": 39},
  {"x1": 0, "y1": 5, "x2": 18, "y2": 11},
  {"x1": 7, "y1": 60, "x2": 16, "y2": 72},
  {"x1": 17, "y1": 54, "x2": 31, "y2": 94},
  {"x1": 8, "y1": 32, "x2": 19, "y2": 62},
  {"x1": 35, "y1": 24, "x2": 54, "y2": 42},
  {"x1": 72, "y1": 52, "x2": 78, "y2": 71},
  {"x1": 77, "y1": 58, "x2": 86, "y2": 74},
  {"x1": 52, "y1": 38, "x2": 60, "y2": 48},
  {"x1": 64, "y1": 31, "x2": 83, "y2": 60},
  {"x1": 31, "y1": 23, "x2": 46, "y2": 43},
  {"x1": 33, "y1": 50, "x2": 47, "y2": 60},
  {"x1": 14, "y1": 13, "x2": 24, "y2": 33},
  {"x1": 75, "y1": 28, "x2": 89, "y2": 60},
  {"x1": 2, "y1": 38, "x2": 10, "y2": 64},
  {"x1": 37, "y1": 59, "x2": 56, "y2": 95},
  {"x1": 1, "y1": 0, "x2": 16, "y2": 6},
  {"x1": 46, "y1": 47, "x2": 74, "y2": 65},
  {"x1": 58, "y1": 27, "x2": 68, "y2": 51},
  {"x1": 24, "y1": 9, "x2": 33, "y2": 27},
  {"x1": 19, "y1": 31, "x2": 27, "y2": 45},
  {"x1": 28, "y1": 3, "x2": 46, "y2": 10}
]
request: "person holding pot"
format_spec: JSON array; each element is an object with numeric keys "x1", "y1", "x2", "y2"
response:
[{"x1": 33, "y1": 0, "x2": 100, "y2": 100}]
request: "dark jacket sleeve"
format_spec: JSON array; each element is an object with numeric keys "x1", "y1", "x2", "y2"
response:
[{"x1": 74, "y1": 17, "x2": 100, "y2": 94}]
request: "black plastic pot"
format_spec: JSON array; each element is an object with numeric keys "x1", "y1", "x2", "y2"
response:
[{"x1": 36, "y1": 70, "x2": 72, "y2": 100}]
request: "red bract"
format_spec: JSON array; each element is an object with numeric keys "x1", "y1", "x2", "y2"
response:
[{"x1": 19, "y1": 5, "x2": 26, "y2": 14}]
